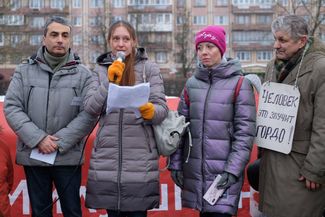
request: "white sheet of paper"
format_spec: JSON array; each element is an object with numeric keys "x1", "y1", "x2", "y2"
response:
[
  {"x1": 107, "y1": 82, "x2": 150, "y2": 117},
  {"x1": 30, "y1": 149, "x2": 57, "y2": 165}
]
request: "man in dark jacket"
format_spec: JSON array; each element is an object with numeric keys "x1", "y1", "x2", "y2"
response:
[
  {"x1": 4, "y1": 16, "x2": 96, "y2": 217},
  {"x1": 259, "y1": 15, "x2": 325, "y2": 217}
]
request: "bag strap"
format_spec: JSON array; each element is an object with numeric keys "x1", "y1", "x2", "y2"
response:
[
  {"x1": 142, "y1": 61, "x2": 147, "y2": 83},
  {"x1": 233, "y1": 76, "x2": 244, "y2": 103}
]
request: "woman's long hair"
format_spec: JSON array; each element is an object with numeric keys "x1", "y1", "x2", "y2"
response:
[{"x1": 107, "y1": 20, "x2": 137, "y2": 86}]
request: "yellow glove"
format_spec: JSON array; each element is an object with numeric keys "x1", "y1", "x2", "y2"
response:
[
  {"x1": 139, "y1": 102, "x2": 155, "y2": 120},
  {"x1": 107, "y1": 60, "x2": 125, "y2": 84}
]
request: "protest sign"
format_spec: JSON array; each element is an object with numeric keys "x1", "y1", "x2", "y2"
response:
[{"x1": 255, "y1": 82, "x2": 300, "y2": 154}]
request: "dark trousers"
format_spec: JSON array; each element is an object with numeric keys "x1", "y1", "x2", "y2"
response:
[
  {"x1": 200, "y1": 212, "x2": 232, "y2": 217},
  {"x1": 106, "y1": 210, "x2": 147, "y2": 217},
  {"x1": 24, "y1": 166, "x2": 82, "y2": 217}
]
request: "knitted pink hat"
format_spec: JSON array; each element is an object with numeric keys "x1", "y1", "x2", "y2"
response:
[{"x1": 195, "y1": 26, "x2": 226, "y2": 56}]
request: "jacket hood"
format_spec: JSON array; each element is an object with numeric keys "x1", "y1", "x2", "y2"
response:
[
  {"x1": 96, "y1": 47, "x2": 148, "y2": 66},
  {"x1": 306, "y1": 37, "x2": 325, "y2": 56},
  {"x1": 195, "y1": 57, "x2": 243, "y2": 82}
]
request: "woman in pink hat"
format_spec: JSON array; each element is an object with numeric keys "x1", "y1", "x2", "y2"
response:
[{"x1": 168, "y1": 25, "x2": 256, "y2": 217}]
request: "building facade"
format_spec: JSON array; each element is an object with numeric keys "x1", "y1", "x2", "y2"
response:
[{"x1": 1, "y1": 0, "x2": 325, "y2": 95}]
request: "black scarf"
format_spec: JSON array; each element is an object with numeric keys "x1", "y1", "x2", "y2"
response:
[{"x1": 274, "y1": 47, "x2": 305, "y2": 83}]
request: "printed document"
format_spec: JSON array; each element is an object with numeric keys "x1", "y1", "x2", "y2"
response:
[
  {"x1": 30, "y1": 149, "x2": 57, "y2": 165},
  {"x1": 107, "y1": 82, "x2": 150, "y2": 117}
]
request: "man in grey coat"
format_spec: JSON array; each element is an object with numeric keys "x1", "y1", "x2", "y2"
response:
[{"x1": 4, "y1": 16, "x2": 96, "y2": 217}]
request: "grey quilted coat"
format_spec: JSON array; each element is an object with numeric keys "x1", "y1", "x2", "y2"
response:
[
  {"x1": 169, "y1": 58, "x2": 256, "y2": 215},
  {"x1": 4, "y1": 46, "x2": 96, "y2": 166},
  {"x1": 84, "y1": 48, "x2": 168, "y2": 211}
]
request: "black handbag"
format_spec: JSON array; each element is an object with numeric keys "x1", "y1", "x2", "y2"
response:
[{"x1": 247, "y1": 158, "x2": 260, "y2": 191}]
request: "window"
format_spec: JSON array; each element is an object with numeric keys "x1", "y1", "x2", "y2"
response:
[
  {"x1": 90, "y1": 0, "x2": 103, "y2": 8},
  {"x1": 30, "y1": 35, "x2": 42, "y2": 46},
  {"x1": 321, "y1": 14, "x2": 325, "y2": 25},
  {"x1": 29, "y1": 0, "x2": 44, "y2": 9},
  {"x1": 129, "y1": 0, "x2": 149, "y2": 5},
  {"x1": 72, "y1": 0, "x2": 81, "y2": 8},
  {"x1": 90, "y1": 35, "x2": 104, "y2": 45},
  {"x1": 155, "y1": 0, "x2": 171, "y2": 4},
  {"x1": 30, "y1": 17, "x2": 44, "y2": 28},
  {"x1": 0, "y1": 33, "x2": 4, "y2": 46},
  {"x1": 321, "y1": 32, "x2": 325, "y2": 41},
  {"x1": 72, "y1": 16, "x2": 82, "y2": 26},
  {"x1": 177, "y1": 0, "x2": 185, "y2": 7},
  {"x1": 257, "y1": 51, "x2": 272, "y2": 61},
  {"x1": 156, "y1": 52, "x2": 167, "y2": 63},
  {"x1": 233, "y1": 31, "x2": 273, "y2": 43},
  {"x1": 90, "y1": 51, "x2": 101, "y2": 63},
  {"x1": 156, "y1": 14, "x2": 171, "y2": 24},
  {"x1": 89, "y1": 17, "x2": 102, "y2": 26},
  {"x1": 73, "y1": 34, "x2": 82, "y2": 45},
  {"x1": 194, "y1": 0, "x2": 206, "y2": 6},
  {"x1": 51, "y1": 0, "x2": 65, "y2": 9},
  {"x1": 6, "y1": 15, "x2": 24, "y2": 25},
  {"x1": 111, "y1": 16, "x2": 124, "y2": 23},
  {"x1": 215, "y1": 0, "x2": 228, "y2": 6},
  {"x1": 10, "y1": 34, "x2": 22, "y2": 47},
  {"x1": 256, "y1": 15, "x2": 272, "y2": 24},
  {"x1": 112, "y1": 0, "x2": 125, "y2": 7},
  {"x1": 214, "y1": 16, "x2": 228, "y2": 25},
  {"x1": 235, "y1": 15, "x2": 250, "y2": 24},
  {"x1": 11, "y1": 0, "x2": 21, "y2": 10},
  {"x1": 193, "y1": 16, "x2": 207, "y2": 25},
  {"x1": 236, "y1": 51, "x2": 251, "y2": 61}
]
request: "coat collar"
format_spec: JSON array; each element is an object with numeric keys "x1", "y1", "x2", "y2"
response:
[{"x1": 194, "y1": 58, "x2": 243, "y2": 82}]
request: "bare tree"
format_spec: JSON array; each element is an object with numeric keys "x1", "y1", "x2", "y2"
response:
[
  {"x1": 276, "y1": 0, "x2": 325, "y2": 36},
  {"x1": 175, "y1": 11, "x2": 195, "y2": 78}
]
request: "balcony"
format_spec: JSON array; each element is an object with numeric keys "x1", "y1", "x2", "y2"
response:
[
  {"x1": 232, "y1": 23, "x2": 271, "y2": 30},
  {"x1": 127, "y1": 4, "x2": 172, "y2": 13},
  {"x1": 232, "y1": 42, "x2": 273, "y2": 50},
  {"x1": 136, "y1": 23, "x2": 172, "y2": 32},
  {"x1": 232, "y1": 5, "x2": 274, "y2": 13}
]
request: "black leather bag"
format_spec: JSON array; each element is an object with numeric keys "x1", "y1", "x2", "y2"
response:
[{"x1": 246, "y1": 158, "x2": 260, "y2": 191}]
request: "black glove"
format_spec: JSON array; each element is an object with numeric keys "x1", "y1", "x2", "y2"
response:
[
  {"x1": 171, "y1": 170, "x2": 183, "y2": 188},
  {"x1": 217, "y1": 172, "x2": 237, "y2": 189}
]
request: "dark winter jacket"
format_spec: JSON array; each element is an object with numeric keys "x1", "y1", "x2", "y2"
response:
[
  {"x1": 84, "y1": 48, "x2": 168, "y2": 211},
  {"x1": 169, "y1": 58, "x2": 256, "y2": 215},
  {"x1": 259, "y1": 38, "x2": 325, "y2": 217}
]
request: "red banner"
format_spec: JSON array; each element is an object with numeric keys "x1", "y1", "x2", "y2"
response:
[{"x1": 0, "y1": 98, "x2": 257, "y2": 217}]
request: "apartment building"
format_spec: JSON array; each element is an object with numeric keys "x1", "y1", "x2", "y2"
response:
[{"x1": 1, "y1": 0, "x2": 324, "y2": 95}]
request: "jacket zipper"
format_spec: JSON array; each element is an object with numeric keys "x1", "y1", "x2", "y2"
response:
[
  {"x1": 141, "y1": 123, "x2": 152, "y2": 153},
  {"x1": 45, "y1": 73, "x2": 53, "y2": 130},
  {"x1": 117, "y1": 109, "x2": 124, "y2": 211},
  {"x1": 26, "y1": 86, "x2": 34, "y2": 112},
  {"x1": 201, "y1": 71, "x2": 212, "y2": 208}
]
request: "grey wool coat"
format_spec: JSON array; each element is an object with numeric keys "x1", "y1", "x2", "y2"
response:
[
  {"x1": 4, "y1": 46, "x2": 96, "y2": 166},
  {"x1": 259, "y1": 38, "x2": 325, "y2": 217},
  {"x1": 84, "y1": 48, "x2": 168, "y2": 211},
  {"x1": 169, "y1": 58, "x2": 256, "y2": 215}
]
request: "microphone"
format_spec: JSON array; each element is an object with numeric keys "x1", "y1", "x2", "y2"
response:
[
  {"x1": 116, "y1": 51, "x2": 125, "y2": 62},
  {"x1": 113, "y1": 51, "x2": 126, "y2": 82}
]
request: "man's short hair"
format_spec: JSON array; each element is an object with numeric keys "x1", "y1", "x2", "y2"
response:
[
  {"x1": 43, "y1": 16, "x2": 71, "y2": 36},
  {"x1": 271, "y1": 15, "x2": 309, "y2": 41}
]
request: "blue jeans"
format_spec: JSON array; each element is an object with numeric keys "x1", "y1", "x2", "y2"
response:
[
  {"x1": 24, "y1": 166, "x2": 82, "y2": 217},
  {"x1": 106, "y1": 210, "x2": 147, "y2": 217}
]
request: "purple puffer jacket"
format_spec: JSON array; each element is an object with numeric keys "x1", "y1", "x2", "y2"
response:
[{"x1": 169, "y1": 58, "x2": 256, "y2": 215}]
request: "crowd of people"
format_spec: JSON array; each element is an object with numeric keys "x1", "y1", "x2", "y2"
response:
[{"x1": 1, "y1": 14, "x2": 324, "y2": 217}]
